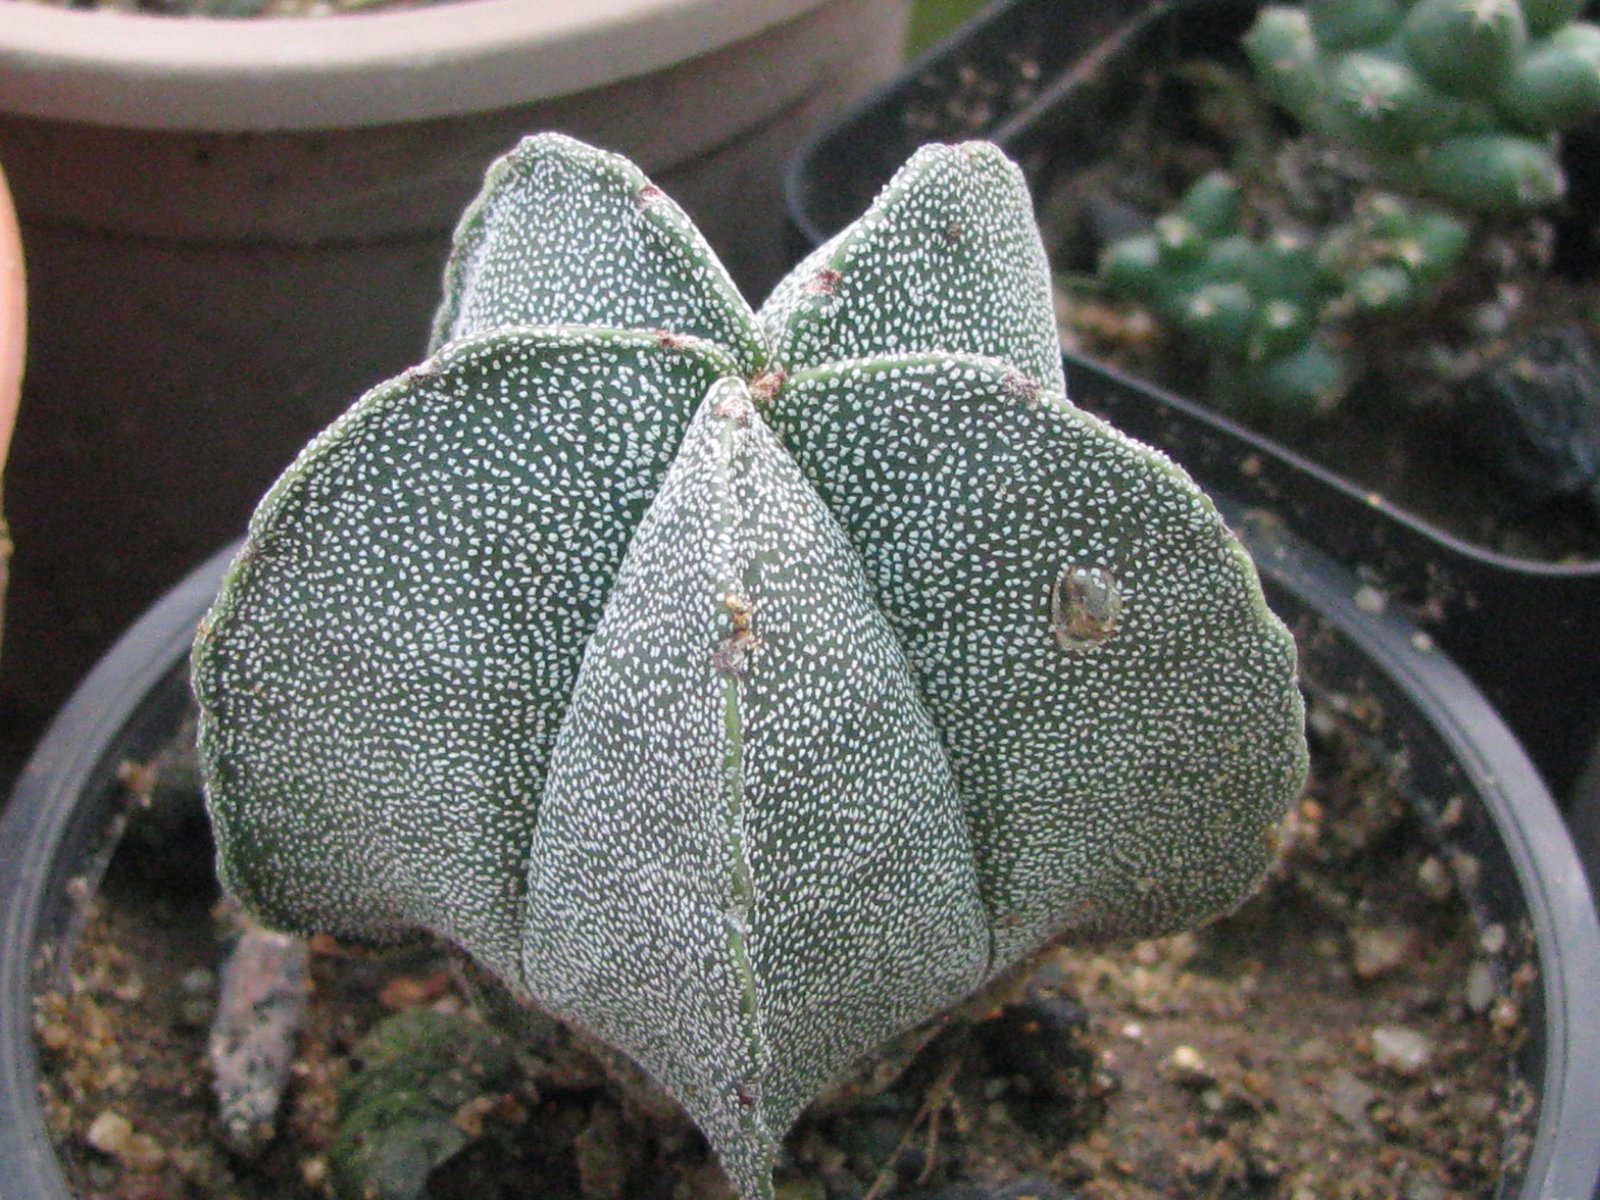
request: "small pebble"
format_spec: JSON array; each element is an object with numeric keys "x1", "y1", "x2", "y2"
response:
[
  {"x1": 1416, "y1": 857, "x2": 1453, "y2": 902},
  {"x1": 1351, "y1": 926, "x2": 1413, "y2": 980},
  {"x1": 179, "y1": 968, "x2": 216, "y2": 996},
  {"x1": 86, "y1": 1109, "x2": 134, "y2": 1155},
  {"x1": 1491, "y1": 995, "x2": 1522, "y2": 1032},
  {"x1": 1324, "y1": 1070, "x2": 1377, "y2": 1141},
  {"x1": 211, "y1": 921, "x2": 310, "y2": 1157},
  {"x1": 1451, "y1": 849, "x2": 1482, "y2": 889},
  {"x1": 1465, "y1": 960, "x2": 1498, "y2": 1014},
  {"x1": 1163, "y1": 1044, "x2": 1213, "y2": 1089},
  {"x1": 301, "y1": 1157, "x2": 329, "y2": 1188},
  {"x1": 1371, "y1": 1024, "x2": 1432, "y2": 1074},
  {"x1": 1404, "y1": 1176, "x2": 1449, "y2": 1200},
  {"x1": 120, "y1": 1133, "x2": 166, "y2": 1173},
  {"x1": 378, "y1": 970, "x2": 452, "y2": 1011},
  {"x1": 1293, "y1": 1036, "x2": 1334, "y2": 1065},
  {"x1": 1354, "y1": 584, "x2": 1388, "y2": 614}
]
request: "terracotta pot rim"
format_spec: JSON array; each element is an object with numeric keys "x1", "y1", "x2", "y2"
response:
[
  {"x1": 0, "y1": 0, "x2": 845, "y2": 132},
  {"x1": 0, "y1": 163, "x2": 22, "y2": 471}
]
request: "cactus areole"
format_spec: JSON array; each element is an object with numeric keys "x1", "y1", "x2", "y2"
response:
[{"x1": 193, "y1": 134, "x2": 1308, "y2": 1198}]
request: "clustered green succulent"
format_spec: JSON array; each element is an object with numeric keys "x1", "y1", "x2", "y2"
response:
[
  {"x1": 1247, "y1": 0, "x2": 1600, "y2": 212},
  {"x1": 1102, "y1": 172, "x2": 1469, "y2": 416},
  {"x1": 1099, "y1": 0, "x2": 1600, "y2": 418},
  {"x1": 194, "y1": 133, "x2": 1307, "y2": 1199}
]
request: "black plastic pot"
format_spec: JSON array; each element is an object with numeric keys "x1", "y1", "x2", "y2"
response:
[
  {"x1": 784, "y1": 0, "x2": 1600, "y2": 829},
  {"x1": 4, "y1": 514, "x2": 1600, "y2": 1197}
]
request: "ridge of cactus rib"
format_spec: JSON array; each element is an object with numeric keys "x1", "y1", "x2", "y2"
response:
[{"x1": 431, "y1": 132, "x2": 764, "y2": 373}]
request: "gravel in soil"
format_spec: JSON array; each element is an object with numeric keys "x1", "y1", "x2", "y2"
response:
[{"x1": 35, "y1": 699, "x2": 1533, "y2": 1200}]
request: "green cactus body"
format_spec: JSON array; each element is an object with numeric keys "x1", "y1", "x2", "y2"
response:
[
  {"x1": 1249, "y1": 298, "x2": 1317, "y2": 359},
  {"x1": 1245, "y1": 6, "x2": 1325, "y2": 119},
  {"x1": 1418, "y1": 131, "x2": 1566, "y2": 208},
  {"x1": 195, "y1": 135, "x2": 1308, "y2": 1199},
  {"x1": 1110, "y1": 0, "x2": 1598, "y2": 419},
  {"x1": 1098, "y1": 166, "x2": 1469, "y2": 420},
  {"x1": 1350, "y1": 262, "x2": 1419, "y2": 311},
  {"x1": 1525, "y1": 0, "x2": 1588, "y2": 36},
  {"x1": 1402, "y1": 0, "x2": 1529, "y2": 95},
  {"x1": 1307, "y1": 0, "x2": 1407, "y2": 51},
  {"x1": 1497, "y1": 30, "x2": 1600, "y2": 131},
  {"x1": 1326, "y1": 52, "x2": 1465, "y2": 153},
  {"x1": 1182, "y1": 281, "x2": 1260, "y2": 355},
  {"x1": 1230, "y1": 337, "x2": 1357, "y2": 419},
  {"x1": 1177, "y1": 171, "x2": 1244, "y2": 237}
]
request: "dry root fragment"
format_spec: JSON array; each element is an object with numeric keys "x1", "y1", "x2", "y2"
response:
[{"x1": 209, "y1": 916, "x2": 310, "y2": 1156}]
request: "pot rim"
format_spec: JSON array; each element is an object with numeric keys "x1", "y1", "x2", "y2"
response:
[
  {"x1": 0, "y1": 0, "x2": 842, "y2": 132},
  {"x1": 0, "y1": 160, "x2": 21, "y2": 470}
]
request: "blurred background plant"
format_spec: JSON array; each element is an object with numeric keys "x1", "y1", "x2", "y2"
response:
[
  {"x1": 1095, "y1": 0, "x2": 1600, "y2": 424},
  {"x1": 906, "y1": 0, "x2": 1000, "y2": 56}
]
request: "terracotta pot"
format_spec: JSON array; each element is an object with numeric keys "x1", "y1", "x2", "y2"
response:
[
  {"x1": 0, "y1": 160, "x2": 24, "y2": 665},
  {"x1": 0, "y1": 0, "x2": 906, "y2": 736}
]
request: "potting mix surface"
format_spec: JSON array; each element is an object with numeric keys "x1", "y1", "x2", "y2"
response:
[{"x1": 33, "y1": 687, "x2": 1531, "y2": 1200}]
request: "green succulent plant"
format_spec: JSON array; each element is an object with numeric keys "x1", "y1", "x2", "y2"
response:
[
  {"x1": 193, "y1": 133, "x2": 1308, "y2": 1199},
  {"x1": 1098, "y1": 0, "x2": 1597, "y2": 418},
  {"x1": 1101, "y1": 171, "x2": 1470, "y2": 417},
  {"x1": 1245, "y1": 0, "x2": 1600, "y2": 211}
]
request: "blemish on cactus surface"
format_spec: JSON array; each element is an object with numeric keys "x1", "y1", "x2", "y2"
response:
[
  {"x1": 724, "y1": 592, "x2": 756, "y2": 632},
  {"x1": 710, "y1": 630, "x2": 763, "y2": 677},
  {"x1": 1001, "y1": 370, "x2": 1042, "y2": 406},
  {"x1": 804, "y1": 267, "x2": 842, "y2": 296},
  {"x1": 713, "y1": 384, "x2": 757, "y2": 424},
  {"x1": 711, "y1": 593, "x2": 763, "y2": 677},
  {"x1": 1049, "y1": 564, "x2": 1125, "y2": 651},
  {"x1": 748, "y1": 369, "x2": 786, "y2": 408}
]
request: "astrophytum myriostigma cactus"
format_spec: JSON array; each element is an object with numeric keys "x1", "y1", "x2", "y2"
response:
[{"x1": 193, "y1": 134, "x2": 1308, "y2": 1198}]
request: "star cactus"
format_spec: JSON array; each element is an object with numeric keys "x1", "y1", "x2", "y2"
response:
[{"x1": 193, "y1": 133, "x2": 1307, "y2": 1199}]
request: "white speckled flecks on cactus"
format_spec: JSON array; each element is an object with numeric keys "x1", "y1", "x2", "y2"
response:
[{"x1": 192, "y1": 132, "x2": 1308, "y2": 1200}]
